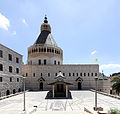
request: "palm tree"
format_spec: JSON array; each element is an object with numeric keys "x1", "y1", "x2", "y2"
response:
[{"x1": 111, "y1": 76, "x2": 120, "y2": 95}]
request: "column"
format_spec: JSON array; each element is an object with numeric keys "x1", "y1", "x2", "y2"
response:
[
  {"x1": 66, "y1": 85, "x2": 68, "y2": 98},
  {"x1": 52, "y1": 85, "x2": 55, "y2": 98}
]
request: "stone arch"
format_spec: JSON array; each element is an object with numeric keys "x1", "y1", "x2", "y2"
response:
[{"x1": 13, "y1": 89, "x2": 16, "y2": 94}]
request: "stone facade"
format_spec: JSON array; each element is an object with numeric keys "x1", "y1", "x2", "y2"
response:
[
  {"x1": 0, "y1": 44, "x2": 23, "y2": 97},
  {"x1": 23, "y1": 16, "x2": 111, "y2": 93}
]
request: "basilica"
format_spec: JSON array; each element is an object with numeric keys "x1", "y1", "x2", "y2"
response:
[{"x1": 22, "y1": 16, "x2": 110, "y2": 98}]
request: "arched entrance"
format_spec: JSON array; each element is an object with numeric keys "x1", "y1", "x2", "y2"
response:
[
  {"x1": 18, "y1": 88, "x2": 21, "y2": 92},
  {"x1": 13, "y1": 89, "x2": 16, "y2": 94},
  {"x1": 6, "y1": 90, "x2": 10, "y2": 95},
  {"x1": 78, "y1": 82, "x2": 82, "y2": 90},
  {"x1": 40, "y1": 82, "x2": 43, "y2": 90}
]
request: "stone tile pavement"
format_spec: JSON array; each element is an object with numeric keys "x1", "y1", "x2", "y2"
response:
[{"x1": 0, "y1": 91, "x2": 120, "y2": 114}]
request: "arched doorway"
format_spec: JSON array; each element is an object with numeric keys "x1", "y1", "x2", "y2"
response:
[
  {"x1": 6, "y1": 90, "x2": 10, "y2": 95},
  {"x1": 18, "y1": 88, "x2": 21, "y2": 92},
  {"x1": 13, "y1": 89, "x2": 16, "y2": 94},
  {"x1": 78, "y1": 82, "x2": 82, "y2": 90},
  {"x1": 40, "y1": 82, "x2": 43, "y2": 90}
]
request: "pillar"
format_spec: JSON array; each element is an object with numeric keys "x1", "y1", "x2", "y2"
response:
[{"x1": 52, "y1": 85, "x2": 55, "y2": 98}]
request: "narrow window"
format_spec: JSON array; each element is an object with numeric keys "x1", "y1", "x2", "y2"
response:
[
  {"x1": 0, "y1": 64, "x2": 3, "y2": 71},
  {"x1": 69, "y1": 73, "x2": 71, "y2": 76},
  {"x1": 80, "y1": 73, "x2": 82, "y2": 76},
  {"x1": 76, "y1": 73, "x2": 78, "y2": 76},
  {"x1": 38, "y1": 59, "x2": 41, "y2": 65},
  {"x1": 17, "y1": 78, "x2": 19, "y2": 82},
  {"x1": 16, "y1": 68, "x2": 19, "y2": 74},
  {"x1": 84, "y1": 73, "x2": 86, "y2": 76},
  {"x1": 63, "y1": 73, "x2": 65, "y2": 76},
  {"x1": 0, "y1": 50, "x2": 3, "y2": 58},
  {"x1": 16, "y1": 57, "x2": 19, "y2": 63},
  {"x1": 33, "y1": 73, "x2": 35, "y2": 77},
  {"x1": 26, "y1": 73, "x2": 28, "y2": 77},
  {"x1": 41, "y1": 73, "x2": 42, "y2": 76},
  {"x1": 54, "y1": 60, "x2": 56, "y2": 65},
  {"x1": 58, "y1": 61, "x2": 60, "y2": 65},
  {"x1": 48, "y1": 73, "x2": 50, "y2": 77},
  {"x1": 95, "y1": 73, "x2": 97, "y2": 76},
  {"x1": 10, "y1": 77, "x2": 12, "y2": 82},
  {"x1": 0, "y1": 77, "x2": 2, "y2": 82},
  {"x1": 44, "y1": 59, "x2": 46, "y2": 65},
  {"x1": 55, "y1": 73, "x2": 57, "y2": 76},
  {"x1": 8, "y1": 54, "x2": 12, "y2": 61},
  {"x1": 73, "y1": 73, "x2": 75, "y2": 76},
  {"x1": 91, "y1": 73, "x2": 93, "y2": 76},
  {"x1": 9, "y1": 66, "x2": 12, "y2": 73},
  {"x1": 88, "y1": 73, "x2": 89, "y2": 76}
]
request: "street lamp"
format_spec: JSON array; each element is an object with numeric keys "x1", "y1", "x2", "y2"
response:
[
  {"x1": 23, "y1": 77, "x2": 26, "y2": 111},
  {"x1": 94, "y1": 77, "x2": 98, "y2": 111}
]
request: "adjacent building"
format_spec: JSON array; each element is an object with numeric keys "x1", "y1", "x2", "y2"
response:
[{"x1": 0, "y1": 44, "x2": 23, "y2": 97}]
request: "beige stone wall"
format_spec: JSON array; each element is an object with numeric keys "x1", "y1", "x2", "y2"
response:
[
  {"x1": 23, "y1": 64, "x2": 99, "y2": 91},
  {"x1": 0, "y1": 44, "x2": 23, "y2": 97}
]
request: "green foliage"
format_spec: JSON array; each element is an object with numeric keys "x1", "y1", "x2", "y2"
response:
[
  {"x1": 107, "y1": 109, "x2": 120, "y2": 114},
  {"x1": 111, "y1": 76, "x2": 120, "y2": 95}
]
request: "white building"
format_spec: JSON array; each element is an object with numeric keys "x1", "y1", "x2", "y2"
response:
[
  {"x1": 23, "y1": 16, "x2": 111, "y2": 98},
  {"x1": 0, "y1": 44, "x2": 23, "y2": 97}
]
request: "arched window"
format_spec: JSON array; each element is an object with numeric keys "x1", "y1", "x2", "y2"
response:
[{"x1": 13, "y1": 89, "x2": 16, "y2": 94}]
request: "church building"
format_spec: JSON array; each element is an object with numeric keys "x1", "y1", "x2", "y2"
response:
[{"x1": 23, "y1": 16, "x2": 110, "y2": 97}]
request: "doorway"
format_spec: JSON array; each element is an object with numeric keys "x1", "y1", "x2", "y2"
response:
[
  {"x1": 40, "y1": 82, "x2": 43, "y2": 90},
  {"x1": 78, "y1": 82, "x2": 82, "y2": 90}
]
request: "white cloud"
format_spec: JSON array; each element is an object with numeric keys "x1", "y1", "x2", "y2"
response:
[
  {"x1": 22, "y1": 18, "x2": 28, "y2": 26},
  {"x1": 0, "y1": 13, "x2": 10, "y2": 31},
  {"x1": 12, "y1": 31, "x2": 16, "y2": 35},
  {"x1": 91, "y1": 50, "x2": 97, "y2": 55},
  {"x1": 100, "y1": 64, "x2": 120, "y2": 69}
]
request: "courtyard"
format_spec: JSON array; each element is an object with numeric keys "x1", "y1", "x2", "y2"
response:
[{"x1": 0, "y1": 90, "x2": 120, "y2": 114}]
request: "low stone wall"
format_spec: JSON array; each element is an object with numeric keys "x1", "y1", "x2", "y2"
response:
[{"x1": 90, "y1": 89, "x2": 120, "y2": 100}]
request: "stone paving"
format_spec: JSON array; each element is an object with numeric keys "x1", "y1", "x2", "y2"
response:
[{"x1": 0, "y1": 91, "x2": 120, "y2": 114}]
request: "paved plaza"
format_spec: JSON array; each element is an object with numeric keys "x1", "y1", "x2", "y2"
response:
[{"x1": 0, "y1": 91, "x2": 120, "y2": 114}]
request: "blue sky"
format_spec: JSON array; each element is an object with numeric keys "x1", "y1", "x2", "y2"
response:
[{"x1": 0, "y1": 0, "x2": 120, "y2": 76}]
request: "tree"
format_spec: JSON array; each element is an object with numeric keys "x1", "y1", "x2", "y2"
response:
[{"x1": 111, "y1": 76, "x2": 120, "y2": 95}]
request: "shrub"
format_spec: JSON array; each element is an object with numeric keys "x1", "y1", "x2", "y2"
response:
[{"x1": 108, "y1": 109, "x2": 120, "y2": 114}]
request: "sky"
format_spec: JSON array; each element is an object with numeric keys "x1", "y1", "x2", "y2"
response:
[{"x1": 0, "y1": 0, "x2": 120, "y2": 76}]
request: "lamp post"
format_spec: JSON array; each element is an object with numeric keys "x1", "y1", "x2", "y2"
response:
[
  {"x1": 94, "y1": 77, "x2": 98, "y2": 111},
  {"x1": 23, "y1": 77, "x2": 26, "y2": 111}
]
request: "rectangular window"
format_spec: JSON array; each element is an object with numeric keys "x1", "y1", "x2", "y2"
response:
[
  {"x1": 10, "y1": 77, "x2": 12, "y2": 82},
  {"x1": 0, "y1": 50, "x2": 3, "y2": 58},
  {"x1": 38, "y1": 60, "x2": 41, "y2": 65},
  {"x1": 33, "y1": 73, "x2": 35, "y2": 77},
  {"x1": 88, "y1": 73, "x2": 89, "y2": 76},
  {"x1": 16, "y1": 68, "x2": 19, "y2": 74},
  {"x1": 16, "y1": 57, "x2": 19, "y2": 63},
  {"x1": 9, "y1": 66, "x2": 12, "y2": 73},
  {"x1": 91, "y1": 73, "x2": 93, "y2": 76},
  {"x1": 0, "y1": 64, "x2": 3, "y2": 71},
  {"x1": 41, "y1": 73, "x2": 42, "y2": 76},
  {"x1": 0, "y1": 77, "x2": 2, "y2": 82},
  {"x1": 8, "y1": 54, "x2": 12, "y2": 61},
  {"x1": 17, "y1": 78, "x2": 19, "y2": 82}
]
